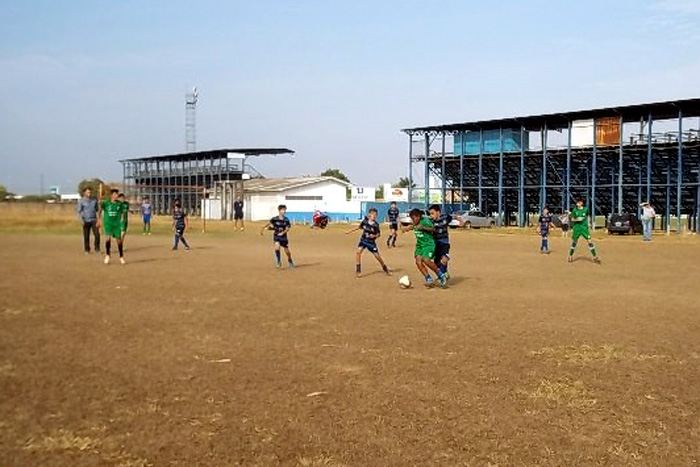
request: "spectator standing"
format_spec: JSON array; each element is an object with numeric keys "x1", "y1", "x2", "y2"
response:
[
  {"x1": 77, "y1": 188, "x2": 100, "y2": 254},
  {"x1": 641, "y1": 202, "x2": 656, "y2": 242}
]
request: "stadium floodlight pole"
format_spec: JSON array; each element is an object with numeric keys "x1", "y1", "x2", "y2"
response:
[
  {"x1": 519, "y1": 125, "x2": 525, "y2": 227},
  {"x1": 498, "y1": 126, "x2": 504, "y2": 227},
  {"x1": 647, "y1": 111, "x2": 653, "y2": 204},
  {"x1": 566, "y1": 120, "x2": 572, "y2": 213},
  {"x1": 592, "y1": 118, "x2": 597, "y2": 230},
  {"x1": 478, "y1": 128, "x2": 483, "y2": 212},
  {"x1": 541, "y1": 122, "x2": 547, "y2": 212},
  {"x1": 677, "y1": 108, "x2": 683, "y2": 234},
  {"x1": 459, "y1": 132, "x2": 464, "y2": 210}
]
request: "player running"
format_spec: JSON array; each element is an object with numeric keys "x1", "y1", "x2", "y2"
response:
[
  {"x1": 345, "y1": 207, "x2": 391, "y2": 278},
  {"x1": 568, "y1": 198, "x2": 601, "y2": 264},
  {"x1": 428, "y1": 204, "x2": 452, "y2": 280},
  {"x1": 402, "y1": 208, "x2": 446, "y2": 288},
  {"x1": 386, "y1": 201, "x2": 400, "y2": 248},
  {"x1": 172, "y1": 200, "x2": 190, "y2": 251},
  {"x1": 101, "y1": 189, "x2": 125, "y2": 265},
  {"x1": 538, "y1": 206, "x2": 553, "y2": 254},
  {"x1": 118, "y1": 193, "x2": 129, "y2": 242},
  {"x1": 260, "y1": 204, "x2": 295, "y2": 269},
  {"x1": 141, "y1": 197, "x2": 152, "y2": 235}
]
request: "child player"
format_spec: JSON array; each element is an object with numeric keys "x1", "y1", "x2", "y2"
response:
[
  {"x1": 118, "y1": 193, "x2": 129, "y2": 242},
  {"x1": 260, "y1": 204, "x2": 294, "y2": 268},
  {"x1": 538, "y1": 206, "x2": 553, "y2": 254},
  {"x1": 172, "y1": 200, "x2": 190, "y2": 251},
  {"x1": 345, "y1": 207, "x2": 391, "y2": 278},
  {"x1": 141, "y1": 197, "x2": 152, "y2": 235},
  {"x1": 402, "y1": 208, "x2": 446, "y2": 288},
  {"x1": 569, "y1": 198, "x2": 601, "y2": 264},
  {"x1": 386, "y1": 201, "x2": 400, "y2": 248},
  {"x1": 101, "y1": 189, "x2": 126, "y2": 265},
  {"x1": 428, "y1": 204, "x2": 452, "y2": 280}
]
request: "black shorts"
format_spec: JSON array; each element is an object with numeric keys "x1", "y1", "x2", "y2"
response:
[
  {"x1": 274, "y1": 235, "x2": 289, "y2": 248},
  {"x1": 434, "y1": 242, "x2": 451, "y2": 263},
  {"x1": 358, "y1": 239, "x2": 379, "y2": 253},
  {"x1": 389, "y1": 222, "x2": 398, "y2": 231},
  {"x1": 234, "y1": 212, "x2": 244, "y2": 220}
]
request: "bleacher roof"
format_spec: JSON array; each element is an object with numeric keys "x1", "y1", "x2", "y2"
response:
[
  {"x1": 120, "y1": 148, "x2": 294, "y2": 163},
  {"x1": 244, "y1": 176, "x2": 351, "y2": 193}
]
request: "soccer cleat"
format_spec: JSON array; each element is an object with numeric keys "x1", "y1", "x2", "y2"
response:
[
  {"x1": 104, "y1": 255, "x2": 110, "y2": 265},
  {"x1": 424, "y1": 277, "x2": 435, "y2": 288},
  {"x1": 185, "y1": 246, "x2": 190, "y2": 251},
  {"x1": 120, "y1": 257, "x2": 126, "y2": 265},
  {"x1": 593, "y1": 257, "x2": 601, "y2": 264},
  {"x1": 437, "y1": 275, "x2": 447, "y2": 288},
  {"x1": 568, "y1": 256, "x2": 573, "y2": 263},
  {"x1": 444, "y1": 272, "x2": 451, "y2": 281},
  {"x1": 288, "y1": 261, "x2": 295, "y2": 268}
]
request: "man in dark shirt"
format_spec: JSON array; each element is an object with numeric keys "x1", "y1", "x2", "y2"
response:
[
  {"x1": 538, "y1": 206, "x2": 553, "y2": 254},
  {"x1": 260, "y1": 204, "x2": 294, "y2": 268},
  {"x1": 233, "y1": 197, "x2": 244, "y2": 231},
  {"x1": 346, "y1": 207, "x2": 391, "y2": 278},
  {"x1": 386, "y1": 201, "x2": 400, "y2": 248},
  {"x1": 428, "y1": 204, "x2": 453, "y2": 280}
]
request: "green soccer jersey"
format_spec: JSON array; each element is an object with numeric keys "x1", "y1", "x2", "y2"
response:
[
  {"x1": 101, "y1": 200, "x2": 123, "y2": 226},
  {"x1": 414, "y1": 217, "x2": 436, "y2": 248},
  {"x1": 120, "y1": 201, "x2": 129, "y2": 228},
  {"x1": 571, "y1": 206, "x2": 589, "y2": 227}
]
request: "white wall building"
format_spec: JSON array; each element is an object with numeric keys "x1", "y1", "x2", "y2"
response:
[{"x1": 237, "y1": 176, "x2": 361, "y2": 222}]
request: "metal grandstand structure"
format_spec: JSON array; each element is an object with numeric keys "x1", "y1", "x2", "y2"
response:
[
  {"x1": 119, "y1": 148, "x2": 294, "y2": 215},
  {"x1": 403, "y1": 98, "x2": 700, "y2": 232}
]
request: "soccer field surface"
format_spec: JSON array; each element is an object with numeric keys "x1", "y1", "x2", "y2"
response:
[{"x1": 1, "y1": 224, "x2": 700, "y2": 466}]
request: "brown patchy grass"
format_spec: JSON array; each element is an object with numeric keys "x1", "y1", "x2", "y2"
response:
[{"x1": 1, "y1": 222, "x2": 700, "y2": 465}]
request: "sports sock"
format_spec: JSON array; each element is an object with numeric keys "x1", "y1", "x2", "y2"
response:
[
  {"x1": 174, "y1": 234, "x2": 179, "y2": 249},
  {"x1": 275, "y1": 250, "x2": 281, "y2": 265},
  {"x1": 106, "y1": 239, "x2": 111, "y2": 255},
  {"x1": 392, "y1": 236, "x2": 396, "y2": 247},
  {"x1": 356, "y1": 263, "x2": 361, "y2": 274},
  {"x1": 569, "y1": 243, "x2": 576, "y2": 256},
  {"x1": 424, "y1": 274, "x2": 431, "y2": 281},
  {"x1": 117, "y1": 242, "x2": 124, "y2": 258},
  {"x1": 439, "y1": 263, "x2": 447, "y2": 274},
  {"x1": 543, "y1": 238, "x2": 549, "y2": 251},
  {"x1": 382, "y1": 264, "x2": 389, "y2": 273},
  {"x1": 181, "y1": 236, "x2": 189, "y2": 248},
  {"x1": 589, "y1": 244, "x2": 597, "y2": 257}
]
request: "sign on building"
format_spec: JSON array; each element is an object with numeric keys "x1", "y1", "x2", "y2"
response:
[
  {"x1": 383, "y1": 184, "x2": 408, "y2": 202},
  {"x1": 351, "y1": 186, "x2": 376, "y2": 202}
]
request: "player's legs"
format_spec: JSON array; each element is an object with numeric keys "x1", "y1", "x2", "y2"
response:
[
  {"x1": 391, "y1": 226, "x2": 398, "y2": 247},
  {"x1": 371, "y1": 251, "x2": 391, "y2": 275},
  {"x1": 583, "y1": 233, "x2": 600, "y2": 262},
  {"x1": 414, "y1": 256, "x2": 429, "y2": 276},
  {"x1": 282, "y1": 246, "x2": 294, "y2": 267},
  {"x1": 541, "y1": 233, "x2": 549, "y2": 253},
  {"x1": 117, "y1": 237, "x2": 125, "y2": 263},
  {"x1": 273, "y1": 242, "x2": 282, "y2": 267},
  {"x1": 173, "y1": 232, "x2": 180, "y2": 250},
  {"x1": 180, "y1": 231, "x2": 190, "y2": 249},
  {"x1": 355, "y1": 247, "x2": 364, "y2": 276}
]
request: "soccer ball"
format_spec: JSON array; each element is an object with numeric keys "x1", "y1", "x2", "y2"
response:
[{"x1": 398, "y1": 275, "x2": 412, "y2": 289}]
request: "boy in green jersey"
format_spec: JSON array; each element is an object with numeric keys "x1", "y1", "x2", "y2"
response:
[
  {"x1": 118, "y1": 193, "x2": 129, "y2": 241},
  {"x1": 101, "y1": 189, "x2": 125, "y2": 265},
  {"x1": 402, "y1": 208, "x2": 446, "y2": 287},
  {"x1": 568, "y1": 198, "x2": 601, "y2": 264}
]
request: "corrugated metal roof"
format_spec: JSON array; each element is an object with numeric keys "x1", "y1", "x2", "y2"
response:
[
  {"x1": 244, "y1": 176, "x2": 351, "y2": 193},
  {"x1": 119, "y1": 148, "x2": 294, "y2": 163},
  {"x1": 402, "y1": 97, "x2": 700, "y2": 134}
]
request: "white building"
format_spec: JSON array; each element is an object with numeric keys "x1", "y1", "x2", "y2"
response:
[{"x1": 202, "y1": 176, "x2": 362, "y2": 222}]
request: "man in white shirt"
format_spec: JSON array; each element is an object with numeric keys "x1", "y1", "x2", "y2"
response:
[{"x1": 640, "y1": 202, "x2": 656, "y2": 241}]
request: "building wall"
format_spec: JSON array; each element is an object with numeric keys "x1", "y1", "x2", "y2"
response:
[{"x1": 247, "y1": 181, "x2": 362, "y2": 222}]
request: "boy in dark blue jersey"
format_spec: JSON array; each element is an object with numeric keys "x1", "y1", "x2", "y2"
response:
[
  {"x1": 428, "y1": 204, "x2": 453, "y2": 280},
  {"x1": 386, "y1": 201, "x2": 400, "y2": 248},
  {"x1": 172, "y1": 199, "x2": 190, "y2": 251},
  {"x1": 260, "y1": 204, "x2": 294, "y2": 268},
  {"x1": 346, "y1": 207, "x2": 391, "y2": 278},
  {"x1": 537, "y1": 206, "x2": 553, "y2": 254}
]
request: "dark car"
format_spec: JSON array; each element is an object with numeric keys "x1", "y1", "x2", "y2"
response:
[{"x1": 607, "y1": 213, "x2": 642, "y2": 235}]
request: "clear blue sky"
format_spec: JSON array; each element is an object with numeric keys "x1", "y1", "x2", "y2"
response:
[{"x1": 1, "y1": 0, "x2": 699, "y2": 193}]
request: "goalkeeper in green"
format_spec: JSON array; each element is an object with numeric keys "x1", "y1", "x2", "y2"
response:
[{"x1": 568, "y1": 198, "x2": 601, "y2": 264}]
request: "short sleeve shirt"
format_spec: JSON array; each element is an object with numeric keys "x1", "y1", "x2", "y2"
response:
[
  {"x1": 432, "y1": 214, "x2": 452, "y2": 243},
  {"x1": 538, "y1": 214, "x2": 552, "y2": 232},
  {"x1": 173, "y1": 207, "x2": 186, "y2": 229},
  {"x1": 270, "y1": 216, "x2": 291, "y2": 238},
  {"x1": 360, "y1": 218, "x2": 380, "y2": 242},
  {"x1": 387, "y1": 207, "x2": 399, "y2": 223}
]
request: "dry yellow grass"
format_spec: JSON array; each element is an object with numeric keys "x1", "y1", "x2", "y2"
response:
[{"x1": 524, "y1": 378, "x2": 598, "y2": 409}]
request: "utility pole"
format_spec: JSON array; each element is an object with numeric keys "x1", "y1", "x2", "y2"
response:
[{"x1": 185, "y1": 87, "x2": 198, "y2": 153}]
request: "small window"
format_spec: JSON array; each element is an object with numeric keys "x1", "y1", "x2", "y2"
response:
[{"x1": 285, "y1": 195, "x2": 323, "y2": 201}]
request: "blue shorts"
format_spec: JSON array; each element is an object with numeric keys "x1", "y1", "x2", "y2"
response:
[
  {"x1": 435, "y1": 242, "x2": 450, "y2": 264},
  {"x1": 274, "y1": 235, "x2": 289, "y2": 248},
  {"x1": 143, "y1": 214, "x2": 151, "y2": 224},
  {"x1": 540, "y1": 230, "x2": 550, "y2": 237},
  {"x1": 358, "y1": 239, "x2": 379, "y2": 253}
]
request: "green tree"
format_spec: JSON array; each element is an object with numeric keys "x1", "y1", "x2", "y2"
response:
[
  {"x1": 320, "y1": 168, "x2": 350, "y2": 184},
  {"x1": 375, "y1": 185, "x2": 384, "y2": 200},
  {"x1": 77, "y1": 178, "x2": 106, "y2": 198},
  {"x1": 0, "y1": 184, "x2": 7, "y2": 201},
  {"x1": 394, "y1": 177, "x2": 415, "y2": 189}
]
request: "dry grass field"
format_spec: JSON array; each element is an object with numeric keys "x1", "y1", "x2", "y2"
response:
[{"x1": 1, "y1": 209, "x2": 700, "y2": 466}]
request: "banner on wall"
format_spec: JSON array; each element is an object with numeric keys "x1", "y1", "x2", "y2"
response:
[
  {"x1": 351, "y1": 186, "x2": 376, "y2": 202},
  {"x1": 383, "y1": 184, "x2": 409, "y2": 202}
]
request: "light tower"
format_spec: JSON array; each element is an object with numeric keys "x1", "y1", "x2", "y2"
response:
[{"x1": 185, "y1": 87, "x2": 198, "y2": 153}]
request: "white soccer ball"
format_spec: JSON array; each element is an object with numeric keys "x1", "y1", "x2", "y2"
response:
[{"x1": 398, "y1": 275, "x2": 412, "y2": 289}]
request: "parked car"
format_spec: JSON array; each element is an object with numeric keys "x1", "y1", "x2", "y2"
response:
[
  {"x1": 449, "y1": 210, "x2": 496, "y2": 229},
  {"x1": 399, "y1": 211, "x2": 414, "y2": 226},
  {"x1": 607, "y1": 213, "x2": 642, "y2": 235}
]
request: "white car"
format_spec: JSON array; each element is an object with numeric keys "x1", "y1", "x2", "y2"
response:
[{"x1": 449, "y1": 210, "x2": 496, "y2": 229}]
